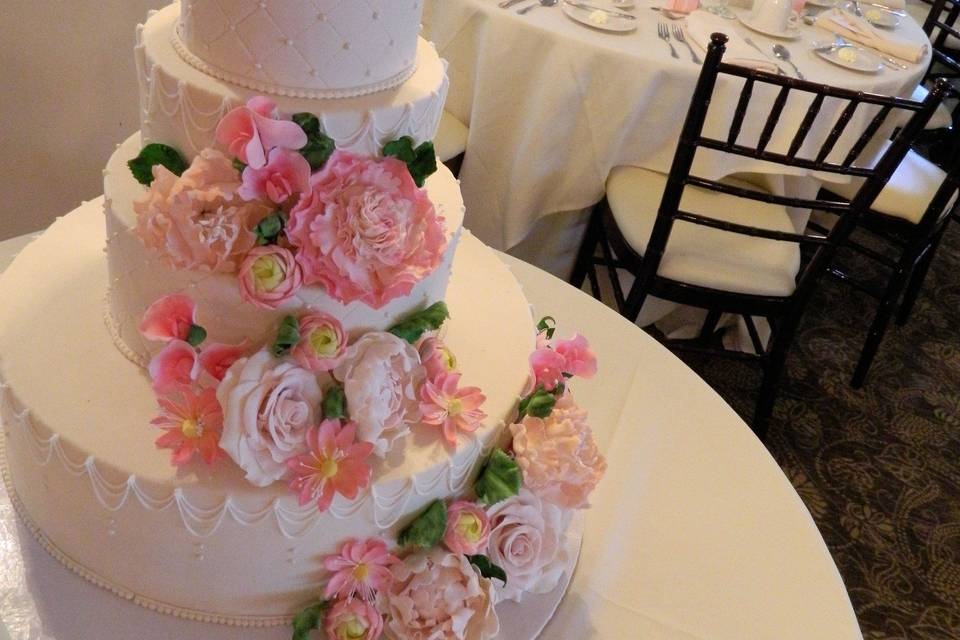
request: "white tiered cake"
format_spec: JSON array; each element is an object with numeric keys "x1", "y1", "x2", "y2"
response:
[{"x1": 1, "y1": 2, "x2": 606, "y2": 636}]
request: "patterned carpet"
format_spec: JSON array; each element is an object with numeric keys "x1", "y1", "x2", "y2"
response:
[{"x1": 667, "y1": 221, "x2": 960, "y2": 639}]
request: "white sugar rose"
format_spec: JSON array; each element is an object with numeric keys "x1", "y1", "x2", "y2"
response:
[
  {"x1": 333, "y1": 332, "x2": 424, "y2": 457},
  {"x1": 217, "y1": 349, "x2": 322, "y2": 486},
  {"x1": 485, "y1": 488, "x2": 570, "y2": 603}
]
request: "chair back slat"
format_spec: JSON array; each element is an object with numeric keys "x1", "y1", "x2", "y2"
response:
[
  {"x1": 842, "y1": 105, "x2": 892, "y2": 167},
  {"x1": 757, "y1": 85, "x2": 791, "y2": 152},
  {"x1": 787, "y1": 93, "x2": 825, "y2": 157},
  {"x1": 685, "y1": 175, "x2": 851, "y2": 215},
  {"x1": 727, "y1": 77, "x2": 755, "y2": 146},
  {"x1": 923, "y1": 0, "x2": 960, "y2": 76},
  {"x1": 815, "y1": 100, "x2": 859, "y2": 164},
  {"x1": 674, "y1": 210, "x2": 829, "y2": 245}
]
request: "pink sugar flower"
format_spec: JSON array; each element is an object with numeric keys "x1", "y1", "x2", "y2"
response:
[
  {"x1": 139, "y1": 294, "x2": 196, "y2": 342},
  {"x1": 444, "y1": 501, "x2": 491, "y2": 555},
  {"x1": 529, "y1": 347, "x2": 566, "y2": 391},
  {"x1": 151, "y1": 387, "x2": 224, "y2": 466},
  {"x1": 148, "y1": 339, "x2": 200, "y2": 394},
  {"x1": 323, "y1": 537, "x2": 399, "y2": 603},
  {"x1": 418, "y1": 336, "x2": 457, "y2": 382},
  {"x1": 419, "y1": 372, "x2": 487, "y2": 445},
  {"x1": 214, "y1": 96, "x2": 307, "y2": 169},
  {"x1": 237, "y1": 245, "x2": 303, "y2": 309},
  {"x1": 198, "y1": 341, "x2": 249, "y2": 382},
  {"x1": 291, "y1": 312, "x2": 346, "y2": 372},
  {"x1": 324, "y1": 598, "x2": 384, "y2": 640},
  {"x1": 286, "y1": 420, "x2": 374, "y2": 512},
  {"x1": 554, "y1": 333, "x2": 598, "y2": 379},
  {"x1": 238, "y1": 147, "x2": 311, "y2": 204}
]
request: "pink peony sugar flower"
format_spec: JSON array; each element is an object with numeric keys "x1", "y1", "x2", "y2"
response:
[
  {"x1": 419, "y1": 372, "x2": 487, "y2": 446},
  {"x1": 292, "y1": 312, "x2": 346, "y2": 372},
  {"x1": 553, "y1": 333, "x2": 597, "y2": 379},
  {"x1": 237, "y1": 245, "x2": 303, "y2": 309},
  {"x1": 324, "y1": 598, "x2": 384, "y2": 640},
  {"x1": 151, "y1": 386, "x2": 224, "y2": 466},
  {"x1": 139, "y1": 294, "x2": 197, "y2": 342},
  {"x1": 148, "y1": 339, "x2": 199, "y2": 394},
  {"x1": 214, "y1": 96, "x2": 307, "y2": 169},
  {"x1": 286, "y1": 150, "x2": 447, "y2": 309},
  {"x1": 286, "y1": 420, "x2": 375, "y2": 512},
  {"x1": 323, "y1": 537, "x2": 399, "y2": 602},
  {"x1": 418, "y1": 336, "x2": 457, "y2": 382},
  {"x1": 238, "y1": 147, "x2": 311, "y2": 204},
  {"x1": 444, "y1": 501, "x2": 491, "y2": 555},
  {"x1": 198, "y1": 341, "x2": 249, "y2": 382}
]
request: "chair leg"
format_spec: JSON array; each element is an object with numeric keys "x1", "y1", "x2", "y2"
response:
[
  {"x1": 896, "y1": 227, "x2": 946, "y2": 326},
  {"x1": 568, "y1": 204, "x2": 603, "y2": 291},
  {"x1": 851, "y1": 258, "x2": 914, "y2": 389}
]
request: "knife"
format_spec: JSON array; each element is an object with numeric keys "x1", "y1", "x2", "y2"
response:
[
  {"x1": 564, "y1": 1, "x2": 638, "y2": 19},
  {"x1": 499, "y1": 0, "x2": 526, "y2": 7}
]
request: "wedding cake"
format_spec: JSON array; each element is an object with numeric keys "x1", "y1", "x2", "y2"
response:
[{"x1": 0, "y1": 2, "x2": 606, "y2": 637}]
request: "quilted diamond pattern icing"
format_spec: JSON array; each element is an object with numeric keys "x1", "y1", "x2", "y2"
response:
[{"x1": 178, "y1": 0, "x2": 423, "y2": 95}]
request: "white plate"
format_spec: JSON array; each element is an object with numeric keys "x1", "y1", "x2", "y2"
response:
[
  {"x1": 805, "y1": 0, "x2": 836, "y2": 7},
  {"x1": 814, "y1": 44, "x2": 884, "y2": 72},
  {"x1": 737, "y1": 14, "x2": 803, "y2": 39},
  {"x1": 562, "y1": 2, "x2": 638, "y2": 32},
  {"x1": 609, "y1": 0, "x2": 636, "y2": 8},
  {"x1": 861, "y1": 5, "x2": 903, "y2": 28}
]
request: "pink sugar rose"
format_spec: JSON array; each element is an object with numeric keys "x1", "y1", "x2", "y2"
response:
[
  {"x1": 444, "y1": 501, "x2": 491, "y2": 555},
  {"x1": 323, "y1": 537, "x2": 399, "y2": 602},
  {"x1": 286, "y1": 150, "x2": 447, "y2": 309},
  {"x1": 237, "y1": 245, "x2": 303, "y2": 309},
  {"x1": 134, "y1": 149, "x2": 272, "y2": 273},
  {"x1": 292, "y1": 312, "x2": 346, "y2": 372},
  {"x1": 286, "y1": 420, "x2": 375, "y2": 513},
  {"x1": 238, "y1": 147, "x2": 311, "y2": 204},
  {"x1": 148, "y1": 340, "x2": 199, "y2": 394},
  {"x1": 418, "y1": 336, "x2": 457, "y2": 382},
  {"x1": 509, "y1": 393, "x2": 606, "y2": 509},
  {"x1": 419, "y1": 373, "x2": 487, "y2": 446},
  {"x1": 485, "y1": 488, "x2": 570, "y2": 603},
  {"x1": 324, "y1": 598, "x2": 383, "y2": 640},
  {"x1": 214, "y1": 96, "x2": 307, "y2": 169},
  {"x1": 529, "y1": 346, "x2": 566, "y2": 391},
  {"x1": 152, "y1": 386, "x2": 224, "y2": 467},
  {"x1": 139, "y1": 294, "x2": 197, "y2": 342},
  {"x1": 553, "y1": 333, "x2": 597, "y2": 379},
  {"x1": 380, "y1": 549, "x2": 500, "y2": 640},
  {"x1": 198, "y1": 341, "x2": 249, "y2": 382}
]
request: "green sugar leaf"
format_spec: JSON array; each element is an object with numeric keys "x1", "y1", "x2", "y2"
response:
[
  {"x1": 272, "y1": 315, "x2": 300, "y2": 358},
  {"x1": 291, "y1": 601, "x2": 328, "y2": 640},
  {"x1": 536, "y1": 316, "x2": 557, "y2": 340},
  {"x1": 383, "y1": 136, "x2": 417, "y2": 163},
  {"x1": 520, "y1": 387, "x2": 556, "y2": 419},
  {"x1": 185, "y1": 324, "x2": 207, "y2": 348},
  {"x1": 232, "y1": 158, "x2": 247, "y2": 173},
  {"x1": 128, "y1": 143, "x2": 188, "y2": 186},
  {"x1": 255, "y1": 211, "x2": 288, "y2": 246},
  {"x1": 383, "y1": 137, "x2": 438, "y2": 188},
  {"x1": 467, "y1": 554, "x2": 508, "y2": 585},
  {"x1": 397, "y1": 499, "x2": 447, "y2": 549},
  {"x1": 388, "y1": 301, "x2": 449, "y2": 344},
  {"x1": 474, "y1": 449, "x2": 522, "y2": 506},
  {"x1": 322, "y1": 385, "x2": 346, "y2": 420},
  {"x1": 293, "y1": 112, "x2": 335, "y2": 170},
  {"x1": 292, "y1": 112, "x2": 321, "y2": 136}
]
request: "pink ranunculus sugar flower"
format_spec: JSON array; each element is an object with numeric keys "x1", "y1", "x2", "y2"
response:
[
  {"x1": 529, "y1": 346, "x2": 566, "y2": 391},
  {"x1": 292, "y1": 312, "x2": 346, "y2": 372},
  {"x1": 323, "y1": 537, "x2": 399, "y2": 602},
  {"x1": 198, "y1": 341, "x2": 249, "y2": 382},
  {"x1": 419, "y1": 372, "x2": 487, "y2": 446},
  {"x1": 286, "y1": 420, "x2": 374, "y2": 512},
  {"x1": 324, "y1": 598, "x2": 383, "y2": 640},
  {"x1": 286, "y1": 150, "x2": 447, "y2": 309},
  {"x1": 553, "y1": 333, "x2": 598, "y2": 379},
  {"x1": 444, "y1": 500, "x2": 491, "y2": 555},
  {"x1": 238, "y1": 147, "x2": 311, "y2": 204},
  {"x1": 237, "y1": 245, "x2": 303, "y2": 310},
  {"x1": 152, "y1": 386, "x2": 224, "y2": 466},
  {"x1": 214, "y1": 96, "x2": 307, "y2": 169},
  {"x1": 148, "y1": 339, "x2": 199, "y2": 394},
  {"x1": 418, "y1": 336, "x2": 457, "y2": 382},
  {"x1": 139, "y1": 294, "x2": 197, "y2": 342}
]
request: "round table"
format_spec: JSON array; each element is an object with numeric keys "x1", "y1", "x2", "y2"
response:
[
  {"x1": 0, "y1": 203, "x2": 861, "y2": 639},
  {"x1": 424, "y1": 0, "x2": 931, "y2": 251}
]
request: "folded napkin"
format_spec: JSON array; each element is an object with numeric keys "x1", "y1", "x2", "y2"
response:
[
  {"x1": 815, "y1": 8, "x2": 927, "y2": 62},
  {"x1": 685, "y1": 11, "x2": 781, "y2": 72}
]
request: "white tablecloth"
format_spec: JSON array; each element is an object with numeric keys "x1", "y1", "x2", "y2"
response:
[
  {"x1": 425, "y1": 0, "x2": 930, "y2": 251},
  {"x1": 0, "y1": 220, "x2": 861, "y2": 640}
]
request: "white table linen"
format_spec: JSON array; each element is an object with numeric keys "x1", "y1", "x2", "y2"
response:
[{"x1": 0, "y1": 223, "x2": 861, "y2": 640}]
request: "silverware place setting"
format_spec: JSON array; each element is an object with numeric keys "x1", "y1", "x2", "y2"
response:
[
  {"x1": 517, "y1": 0, "x2": 558, "y2": 14},
  {"x1": 657, "y1": 22, "x2": 680, "y2": 59}
]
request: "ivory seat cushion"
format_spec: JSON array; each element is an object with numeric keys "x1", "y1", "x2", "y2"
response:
[
  {"x1": 435, "y1": 110, "x2": 469, "y2": 161},
  {"x1": 910, "y1": 84, "x2": 954, "y2": 130},
  {"x1": 606, "y1": 166, "x2": 801, "y2": 297}
]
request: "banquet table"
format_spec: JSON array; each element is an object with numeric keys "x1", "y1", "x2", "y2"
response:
[
  {"x1": 0, "y1": 213, "x2": 863, "y2": 640},
  {"x1": 424, "y1": 0, "x2": 933, "y2": 253}
]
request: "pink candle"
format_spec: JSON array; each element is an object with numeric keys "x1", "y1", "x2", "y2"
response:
[
  {"x1": 792, "y1": 0, "x2": 806, "y2": 12},
  {"x1": 664, "y1": 0, "x2": 700, "y2": 12}
]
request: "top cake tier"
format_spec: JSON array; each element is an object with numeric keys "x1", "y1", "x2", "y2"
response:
[{"x1": 177, "y1": 0, "x2": 424, "y2": 98}]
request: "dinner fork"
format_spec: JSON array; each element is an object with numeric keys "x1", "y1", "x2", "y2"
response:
[
  {"x1": 518, "y1": 0, "x2": 558, "y2": 14},
  {"x1": 657, "y1": 22, "x2": 679, "y2": 59},
  {"x1": 672, "y1": 24, "x2": 701, "y2": 63}
]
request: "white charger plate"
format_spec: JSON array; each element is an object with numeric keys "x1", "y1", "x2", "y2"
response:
[
  {"x1": 861, "y1": 5, "x2": 903, "y2": 28},
  {"x1": 562, "y1": 2, "x2": 639, "y2": 32},
  {"x1": 814, "y1": 44, "x2": 884, "y2": 72},
  {"x1": 737, "y1": 14, "x2": 803, "y2": 39}
]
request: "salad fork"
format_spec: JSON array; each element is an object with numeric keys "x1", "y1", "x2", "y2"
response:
[
  {"x1": 657, "y1": 22, "x2": 679, "y2": 59},
  {"x1": 672, "y1": 24, "x2": 701, "y2": 63}
]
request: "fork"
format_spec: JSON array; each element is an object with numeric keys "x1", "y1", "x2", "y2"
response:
[
  {"x1": 657, "y1": 22, "x2": 679, "y2": 59},
  {"x1": 672, "y1": 24, "x2": 701, "y2": 63}
]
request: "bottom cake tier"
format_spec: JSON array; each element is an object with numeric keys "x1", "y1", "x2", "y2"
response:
[{"x1": 0, "y1": 200, "x2": 535, "y2": 624}]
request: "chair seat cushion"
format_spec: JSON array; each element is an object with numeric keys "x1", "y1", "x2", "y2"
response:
[
  {"x1": 435, "y1": 111, "x2": 469, "y2": 162},
  {"x1": 910, "y1": 84, "x2": 953, "y2": 130},
  {"x1": 606, "y1": 166, "x2": 801, "y2": 297},
  {"x1": 829, "y1": 141, "x2": 950, "y2": 224}
]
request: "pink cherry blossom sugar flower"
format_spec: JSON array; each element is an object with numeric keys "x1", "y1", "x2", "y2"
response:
[
  {"x1": 323, "y1": 537, "x2": 399, "y2": 602},
  {"x1": 444, "y1": 500, "x2": 491, "y2": 555},
  {"x1": 152, "y1": 387, "x2": 224, "y2": 466},
  {"x1": 139, "y1": 294, "x2": 197, "y2": 342},
  {"x1": 419, "y1": 372, "x2": 487, "y2": 445},
  {"x1": 529, "y1": 345, "x2": 566, "y2": 391},
  {"x1": 148, "y1": 339, "x2": 199, "y2": 394},
  {"x1": 237, "y1": 245, "x2": 303, "y2": 309},
  {"x1": 238, "y1": 147, "x2": 311, "y2": 204},
  {"x1": 198, "y1": 341, "x2": 249, "y2": 382},
  {"x1": 418, "y1": 336, "x2": 457, "y2": 382},
  {"x1": 553, "y1": 333, "x2": 598, "y2": 379},
  {"x1": 214, "y1": 96, "x2": 307, "y2": 169},
  {"x1": 286, "y1": 420, "x2": 374, "y2": 512},
  {"x1": 292, "y1": 312, "x2": 346, "y2": 372},
  {"x1": 324, "y1": 598, "x2": 383, "y2": 640}
]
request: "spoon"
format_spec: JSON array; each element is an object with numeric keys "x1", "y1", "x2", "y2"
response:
[
  {"x1": 772, "y1": 44, "x2": 804, "y2": 79},
  {"x1": 518, "y1": 0, "x2": 558, "y2": 14}
]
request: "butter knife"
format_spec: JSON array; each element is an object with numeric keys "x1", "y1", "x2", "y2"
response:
[
  {"x1": 499, "y1": 0, "x2": 526, "y2": 7},
  {"x1": 563, "y1": 1, "x2": 637, "y2": 19}
]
